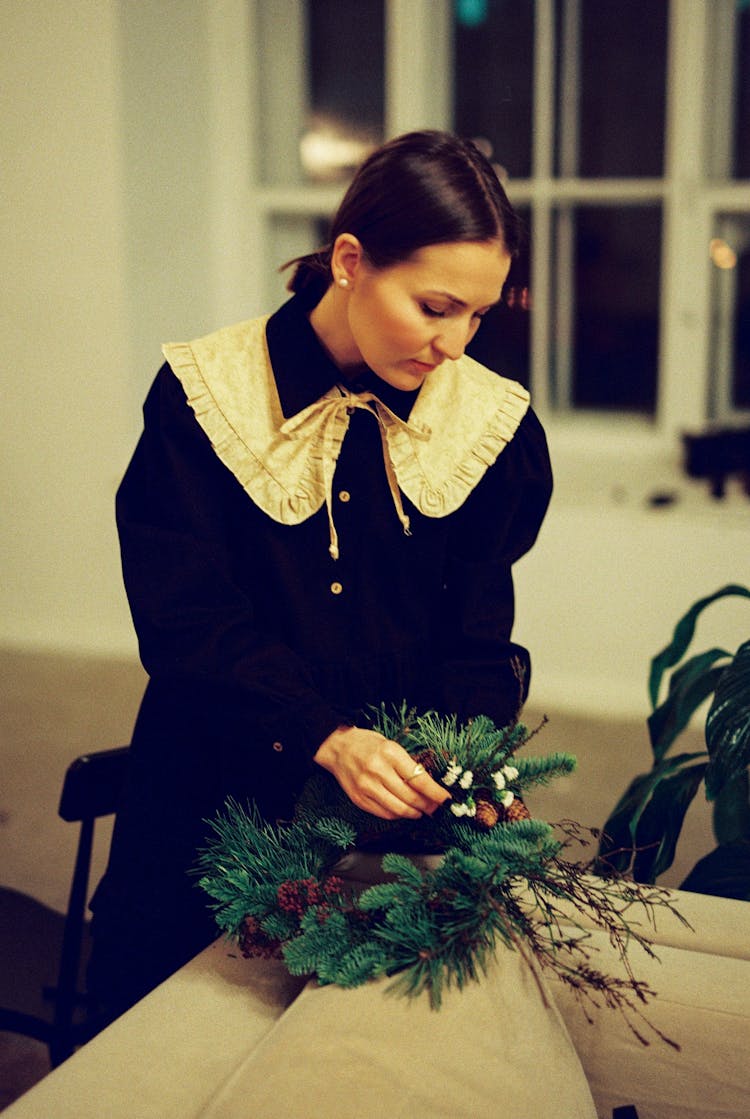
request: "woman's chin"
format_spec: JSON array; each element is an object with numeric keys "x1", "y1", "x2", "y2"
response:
[{"x1": 375, "y1": 362, "x2": 433, "y2": 390}]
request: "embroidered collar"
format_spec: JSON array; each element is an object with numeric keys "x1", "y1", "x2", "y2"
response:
[
  {"x1": 265, "y1": 295, "x2": 345, "y2": 418},
  {"x1": 162, "y1": 299, "x2": 530, "y2": 560}
]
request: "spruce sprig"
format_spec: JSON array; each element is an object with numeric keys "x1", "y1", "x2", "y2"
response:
[{"x1": 195, "y1": 706, "x2": 686, "y2": 1045}]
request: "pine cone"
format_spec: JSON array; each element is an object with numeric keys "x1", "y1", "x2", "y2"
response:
[
  {"x1": 238, "y1": 916, "x2": 283, "y2": 960},
  {"x1": 498, "y1": 797, "x2": 532, "y2": 824},
  {"x1": 475, "y1": 798, "x2": 500, "y2": 829}
]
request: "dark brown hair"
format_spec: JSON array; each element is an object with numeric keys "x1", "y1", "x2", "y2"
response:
[{"x1": 286, "y1": 130, "x2": 521, "y2": 296}]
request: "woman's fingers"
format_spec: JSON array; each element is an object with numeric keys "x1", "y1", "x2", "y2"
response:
[
  {"x1": 353, "y1": 737, "x2": 448, "y2": 816},
  {"x1": 314, "y1": 725, "x2": 451, "y2": 820},
  {"x1": 357, "y1": 787, "x2": 421, "y2": 821},
  {"x1": 394, "y1": 757, "x2": 451, "y2": 810},
  {"x1": 385, "y1": 767, "x2": 449, "y2": 815}
]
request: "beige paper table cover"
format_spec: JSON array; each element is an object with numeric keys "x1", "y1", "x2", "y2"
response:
[
  {"x1": 5, "y1": 887, "x2": 750, "y2": 1119},
  {"x1": 200, "y1": 947, "x2": 597, "y2": 1119},
  {"x1": 2, "y1": 945, "x2": 306, "y2": 1119},
  {"x1": 550, "y1": 933, "x2": 750, "y2": 1119}
]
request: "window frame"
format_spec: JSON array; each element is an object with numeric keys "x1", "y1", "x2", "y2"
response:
[{"x1": 205, "y1": 0, "x2": 750, "y2": 459}]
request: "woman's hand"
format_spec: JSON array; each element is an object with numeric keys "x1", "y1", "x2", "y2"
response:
[{"x1": 313, "y1": 725, "x2": 451, "y2": 820}]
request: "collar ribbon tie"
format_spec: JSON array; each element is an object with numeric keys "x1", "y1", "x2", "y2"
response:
[{"x1": 280, "y1": 387, "x2": 430, "y2": 560}]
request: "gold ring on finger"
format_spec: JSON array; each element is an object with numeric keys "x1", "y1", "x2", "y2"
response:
[{"x1": 404, "y1": 762, "x2": 425, "y2": 783}]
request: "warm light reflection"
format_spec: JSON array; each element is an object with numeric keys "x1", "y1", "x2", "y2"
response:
[
  {"x1": 504, "y1": 285, "x2": 532, "y2": 311},
  {"x1": 709, "y1": 237, "x2": 738, "y2": 270},
  {"x1": 470, "y1": 135, "x2": 509, "y2": 184},
  {"x1": 472, "y1": 135, "x2": 494, "y2": 159},
  {"x1": 300, "y1": 116, "x2": 378, "y2": 183}
]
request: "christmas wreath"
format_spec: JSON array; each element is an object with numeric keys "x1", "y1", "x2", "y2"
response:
[{"x1": 196, "y1": 705, "x2": 685, "y2": 1046}]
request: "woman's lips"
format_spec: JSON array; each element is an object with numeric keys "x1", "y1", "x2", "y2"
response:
[{"x1": 408, "y1": 359, "x2": 437, "y2": 374}]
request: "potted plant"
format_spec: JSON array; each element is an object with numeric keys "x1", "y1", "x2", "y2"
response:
[{"x1": 596, "y1": 584, "x2": 750, "y2": 900}]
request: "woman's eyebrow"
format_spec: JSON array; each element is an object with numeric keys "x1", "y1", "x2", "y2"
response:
[{"x1": 423, "y1": 289, "x2": 501, "y2": 310}]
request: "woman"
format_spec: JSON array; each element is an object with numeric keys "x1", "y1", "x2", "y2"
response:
[{"x1": 88, "y1": 130, "x2": 553, "y2": 1021}]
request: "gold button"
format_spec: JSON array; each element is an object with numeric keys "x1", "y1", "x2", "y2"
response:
[
  {"x1": 338, "y1": 490, "x2": 351, "y2": 503},
  {"x1": 272, "y1": 740, "x2": 283, "y2": 752},
  {"x1": 330, "y1": 581, "x2": 343, "y2": 595}
]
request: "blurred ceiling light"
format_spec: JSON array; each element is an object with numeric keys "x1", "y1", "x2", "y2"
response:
[
  {"x1": 300, "y1": 118, "x2": 378, "y2": 183},
  {"x1": 709, "y1": 237, "x2": 738, "y2": 270}
]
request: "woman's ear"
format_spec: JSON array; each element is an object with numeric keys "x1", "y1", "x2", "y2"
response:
[{"x1": 331, "y1": 233, "x2": 365, "y2": 287}]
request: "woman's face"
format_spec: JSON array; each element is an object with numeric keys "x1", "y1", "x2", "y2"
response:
[{"x1": 325, "y1": 239, "x2": 511, "y2": 391}]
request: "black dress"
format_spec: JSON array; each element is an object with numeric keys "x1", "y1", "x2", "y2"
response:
[{"x1": 88, "y1": 293, "x2": 553, "y2": 1018}]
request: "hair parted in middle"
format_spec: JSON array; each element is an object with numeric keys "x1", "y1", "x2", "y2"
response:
[{"x1": 286, "y1": 130, "x2": 521, "y2": 297}]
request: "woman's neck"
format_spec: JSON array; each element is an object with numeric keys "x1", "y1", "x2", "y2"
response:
[{"x1": 307, "y1": 284, "x2": 363, "y2": 371}]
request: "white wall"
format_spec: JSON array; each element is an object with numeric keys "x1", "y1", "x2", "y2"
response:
[
  {"x1": 2, "y1": 1, "x2": 136, "y2": 654},
  {"x1": 2, "y1": 1, "x2": 749, "y2": 718},
  {"x1": 515, "y1": 435, "x2": 750, "y2": 716},
  {"x1": 2, "y1": 1, "x2": 217, "y2": 656}
]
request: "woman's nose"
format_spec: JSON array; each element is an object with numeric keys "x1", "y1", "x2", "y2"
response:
[{"x1": 433, "y1": 321, "x2": 470, "y2": 361}]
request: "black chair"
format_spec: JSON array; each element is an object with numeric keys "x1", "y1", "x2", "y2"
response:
[{"x1": 0, "y1": 745, "x2": 130, "y2": 1067}]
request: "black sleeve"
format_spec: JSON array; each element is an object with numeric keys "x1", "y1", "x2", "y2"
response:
[
  {"x1": 439, "y1": 407, "x2": 553, "y2": 725},
  {"x1": 116, "y1": 364, "x2": 348, "y2": 758}
]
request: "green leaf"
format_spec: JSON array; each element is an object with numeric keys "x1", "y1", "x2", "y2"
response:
[
  {"x1": 679, "y1": 841, "x2": 750, "y2": 901},
  {"x1": 632, "y1": 763, "x2": 708, "y2": 882},
  {"x1": 648, "y1": 584, "x2": 750, "y2": 709},
  {"x1": 712, "y1": 771, "x2": 750, "y2": 846},
  {"x1": 705, "y1": 639, "x2": 750, "y2": 800},
  {"x1": 596, "y1": 752, "x2": 708, "y2": 873},
  {"x1": 647, "y1": 656, "x2": 727, "y2": 763}
]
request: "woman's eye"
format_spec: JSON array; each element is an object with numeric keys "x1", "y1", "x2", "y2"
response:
[{"x1": 420, "y1": 303, "x2": 446, "y2": 318}]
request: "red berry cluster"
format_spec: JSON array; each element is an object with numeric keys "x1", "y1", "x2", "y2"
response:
[{"x1": 277, "y1": 875, "x2": 346, "y2": 917}]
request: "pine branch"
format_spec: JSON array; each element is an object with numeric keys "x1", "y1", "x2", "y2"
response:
[
  {"x1": 195, "y1": 709, "x2": 686, "y2": 1043},
  {"x1": 514, "y1": 752, "x2": 577, "y2": 787}
]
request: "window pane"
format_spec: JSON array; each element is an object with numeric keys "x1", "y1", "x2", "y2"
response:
[
  {"x1": 466, "y1": 208, "x2": 532, "y2": 386},
  {"x1": 568, "y1": 206, "x2": 661, "y2": 413},
  {"x1": 734, "y1": 7, "x2": 750, "y2": 179},
  {"x1": 452, "y1": 0, "x2": 535, "y2": 179},
  {"x1": 267, "y1": 214, "x2": 320, "y2": 306},
  {"x1": 575, "y1": 0, "x2": 668, "y2": 178},
  {"x1": 710, "y1": 215, "x2": 750, "y2": 414},
  {"x1": 256, "y1": 0, "x2": 384, "y2": 185},
  {"x1": 304, "y1": 0, "x2": 384, "y2": 182},
  {"x1": 735, "y1": 241, "x2": 750, "y2": 408}
]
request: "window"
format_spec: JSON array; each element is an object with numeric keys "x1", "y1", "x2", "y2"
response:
[
  {"x1": 305, "y1": 0, "x2": 384, "y2": 181},
  {"x1": 572, "y1": 0, "x2": 667, "y2": 180},
  {"x1": 454, "y1": 0, "x2": 669, "y2": 418},
  {"x1": 254, "y1": 0, "x2": 384, "y2": 187},
  {"x1": 234, "y1": 0, "x2": 749, "y2": 443},
  {"x1": 710, "y1": 213, "x2": 750, "y2": 414},
  {"x1": 453, "y1": 0, "x2": 535, "y2": 179},
  {"x1": 562, "y1": 205, "x2": 662, "y2": 413}
]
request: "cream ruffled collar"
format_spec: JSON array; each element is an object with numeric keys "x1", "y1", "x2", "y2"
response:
[{"x1": 163, "y1": 315, "x2": 530, "y2": 560}]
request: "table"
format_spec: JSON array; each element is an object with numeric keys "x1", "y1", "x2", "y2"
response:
[{"x1": 5, "y1": 888, "x2": 750, "y2": 1119}]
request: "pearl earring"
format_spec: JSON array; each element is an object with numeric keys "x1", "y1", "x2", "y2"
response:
[{"x1": 338, "y1": 277, "x2": 350, "y2": 289}]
